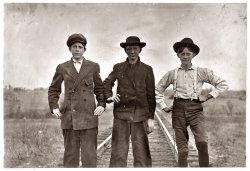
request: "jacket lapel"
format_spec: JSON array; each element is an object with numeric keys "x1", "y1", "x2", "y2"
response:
[
  {"x1": 72, "y1": 59, "x2": 93, "y2": 90},
  {"x1": 62, "y1": 59, "x2": 93, "y2": 90},
  {"x1": 64, "y1": 60, "x2": 78, "y2": 80}
]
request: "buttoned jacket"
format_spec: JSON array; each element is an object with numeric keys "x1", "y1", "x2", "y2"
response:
[
  {"x1": 103, "y1": 58, "x2": 156, "y2": 122},
  {"x1": 48, "y1": 58, "x2": 105, "y2": 130}
]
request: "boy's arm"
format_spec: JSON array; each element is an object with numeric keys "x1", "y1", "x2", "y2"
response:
[
  {"x1": 93, "y1": 63, "x2": 106, "y2": 108},
  {"x1": 103, "y1": 64, "x2": 118, "y2": 103},
  {"x1": 146, "y1": 67, "x2": 156, "y2": 119},
  {"x1": 202, "y1": 68, "x2": 229, "y2": 98},
  {"x1": 155, "y1": 71, "x2": 173, "y2": 110},
  {"x1": 48, "y1": 64, "x2": 64, "y2": 113}
]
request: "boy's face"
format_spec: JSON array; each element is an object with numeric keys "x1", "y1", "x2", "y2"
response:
[
  {"x1": 177, "y1": 47, "x2": 195, "y2": 66},
  {"x1": 125, "y1": 45, "x2": 141, "y2": 62},
  {"x1": 70, "y1": 42, "x2": 85, "y2": 59}
]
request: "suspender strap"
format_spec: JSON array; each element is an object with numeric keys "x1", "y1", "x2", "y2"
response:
[
  {"x1": 191, "y1": 67, "x2": 198, "y2": 100},
  {"x1": 193, "y1": 67, "x2": 197, "y2": 92},
  {"x1": 173, "y1": 67, "x2": 178, "y2": 98}
]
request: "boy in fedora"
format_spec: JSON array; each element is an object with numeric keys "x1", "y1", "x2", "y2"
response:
[
  {"x1": 155, "y1": 37, "x2": 228, "y2": 167},
  {"x1": 48, "y1": 33, "x2": 105, "y2": 167},
  {"x1": 103, "y1": 36, "x2": 156, "y2": 167}
]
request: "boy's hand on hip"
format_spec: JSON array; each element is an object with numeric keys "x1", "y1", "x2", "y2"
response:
[
  {"x1": 107, "y1": 94, "x2": 120, "y2": 103},
  {"x1": 53, "y1": 108, "x2": 62, "y2": 119},
  {"x1": 199, "y1": 94, "x2": 213, "y2": 103},
  {"x1": 94, "y1": 106, "x2": 105, "y2": 116}
]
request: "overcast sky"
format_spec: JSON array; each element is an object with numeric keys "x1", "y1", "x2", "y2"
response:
[{"x1": 3, "y1": 3, "x2": 246, "y2": 90}]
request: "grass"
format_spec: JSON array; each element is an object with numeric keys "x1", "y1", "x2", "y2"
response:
[
  {"x1": 4, "y1": 109, "x2": 114, "y2": 168},
  {"x1": 203, "y1": 98, "x2": 246, "y2": 117},
  {"x1": 203, "y1": 98, "x2": 246, "y2": 167},
  {"x1": 206, "y1": 116, "x2": 246, "y2": 167},
  {"x1": 4, "y1": 118, "x2": 63, "y2": 167}
]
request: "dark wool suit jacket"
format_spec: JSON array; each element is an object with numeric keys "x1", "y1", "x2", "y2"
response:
[
  {"x1": 48, "y1": 58, "x2": 105, "y2": 130},
  {"x1": 103, "y1": 58, "x2": 156, "y2": 122}
]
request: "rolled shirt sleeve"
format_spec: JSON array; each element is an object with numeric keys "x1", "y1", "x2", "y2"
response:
[{"x1": 201, "y1": 68, "x2": 229, "y2": 98}]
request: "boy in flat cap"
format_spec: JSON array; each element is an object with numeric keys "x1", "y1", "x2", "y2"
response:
[
  {"x1": 48, "y1": 33, "x2": 105, "y2": 167},
  {"x1": 103, "y1": 36, "x2": 156, "y2": 167},
  {"x1": 155, "y1": 38, "x2": 228, "y2": 167}
]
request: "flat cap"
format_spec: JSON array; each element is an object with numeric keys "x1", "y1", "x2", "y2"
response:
[{"x1": 66, "y1": 33, "x2": 87, "y2": 47}]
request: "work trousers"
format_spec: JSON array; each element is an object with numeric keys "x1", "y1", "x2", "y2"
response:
[
  {"x1": 172, "y1": 98, "x2": 209, "y2": 167},
  {"x1": 62, "y1": 127, "x2": 98, "y2": 167},
  {"x1": 109, "y1": 118, "x2": 152, "y2": 167}
]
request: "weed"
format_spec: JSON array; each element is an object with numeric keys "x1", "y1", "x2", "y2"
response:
[{"x1": 4, "y1": 118, "x2": 63, "y2": 167}]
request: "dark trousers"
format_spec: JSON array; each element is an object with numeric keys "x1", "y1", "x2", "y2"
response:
[
  {"x1": 109, "y1": 118, "x2": 152, "y2": 167},
  {"x1": 62, "y1": 127, "x2": 98, "y2": 167},
  {"x1": 172, "y1": 99, "x2": 209, "y2": 167}
]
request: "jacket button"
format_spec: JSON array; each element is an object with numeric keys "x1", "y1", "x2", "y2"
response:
[{"x1": 72, "y1": 109, "x2": 75, "y2": 112}]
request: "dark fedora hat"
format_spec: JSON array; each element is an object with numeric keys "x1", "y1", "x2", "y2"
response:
[
  {"x1": 67, "y1": 33, "x2": 87, "y2": 47},
  {"x1": 120, "y1": 36, "x2": 146, "y2": 48},
  {"x1": 173, "y1": 38, "x2": 200, "y2": 55}
]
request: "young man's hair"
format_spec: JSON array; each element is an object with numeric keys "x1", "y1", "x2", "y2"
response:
[
  {"x1": 177, "y1": 46, "x2": 195, "y2": 55},
  {"x1": 68, "y1": 45, "x2": 86, "y2": 51}
]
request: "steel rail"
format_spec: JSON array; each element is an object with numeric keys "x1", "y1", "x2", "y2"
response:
[
  {"x1": 155, "y1": 112, "x2": 178, "y2": 162},
  {"x1": 97, "y1": 134, "x2": 112, "y2": 151}
]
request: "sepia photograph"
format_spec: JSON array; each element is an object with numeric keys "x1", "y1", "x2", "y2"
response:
[{"x1": 2, "y1": 1, "x2": 247, "y2": 168}]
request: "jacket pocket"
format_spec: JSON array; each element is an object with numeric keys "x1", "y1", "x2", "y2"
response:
[
  {"x1": 83, "y1": 78, "x2": 94, "y2": 91},
  {"x1": 85, "y1": 78, "x2": 93, "y2": 86}
]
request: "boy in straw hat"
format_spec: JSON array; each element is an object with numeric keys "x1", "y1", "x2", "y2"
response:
[
  {"x1": 48, "y1": 33, "x2": 105, "y2": 167},
  {"x1": 155, "y1": 37, "x2": 228, "y2": 167},
  {"x1": 103, "y1": 36, "x2": 156, "y2": 167}
]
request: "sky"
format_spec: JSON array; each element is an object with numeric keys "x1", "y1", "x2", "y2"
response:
[{"x1": 3, "y1": 3, "x2": 247, "y2": 90}]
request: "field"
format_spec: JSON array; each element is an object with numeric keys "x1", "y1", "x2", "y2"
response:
[
  {"x1": 3, "y1": 89, "x2": 246, "y2": 167},
  {"x1": 4, "y1": 108, "x2": 114, "y2": 168},
  {"x1": 204, "y1": 99, "x2": 246, "y2": 167},
  {"x1": 206, "y1": 116, "x2": 245, "y2": 167}
]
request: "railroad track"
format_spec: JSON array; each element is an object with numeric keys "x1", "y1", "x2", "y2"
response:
[{"x1": 96, "y1": 109, "x2": 199, "y2": 167}]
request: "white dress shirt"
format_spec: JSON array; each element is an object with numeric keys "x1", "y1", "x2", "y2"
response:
[{"x1": 72, "y1": 57, "x2": 83, "y2": 73}]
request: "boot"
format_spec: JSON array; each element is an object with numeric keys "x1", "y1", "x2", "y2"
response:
[{"x1": 196, "y1": 141, "x2": 209, "y2": 167}]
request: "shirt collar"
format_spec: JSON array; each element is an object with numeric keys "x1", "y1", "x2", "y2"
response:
[
  {"x1": 178, "y1": 64, "x2": 196, "y2": 70},
  {"x1": 72, "y1": 57, "x2": 84, "y2": 64},
  {"x1": 126, "y1": 57, "x2": 141, "y2": 66}
]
